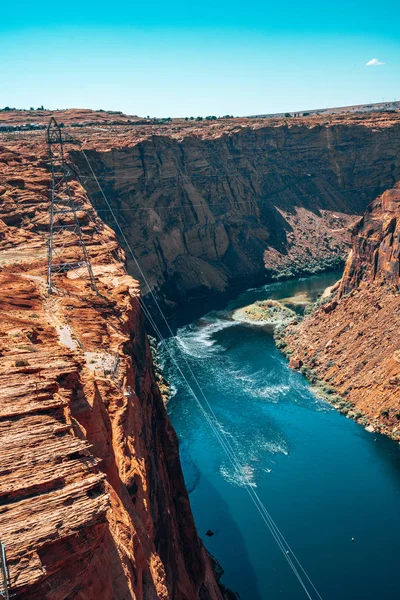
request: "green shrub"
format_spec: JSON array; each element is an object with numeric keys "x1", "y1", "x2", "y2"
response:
[
  {"x1": 15, "y1": 359, "x2": 29, "y2": 367},
  {"x1": 319, "y1": 383, "x2": 335, "y2": 395},
  {"x1": 275, "y1": 339, "x2": 287, "y2": 350}
]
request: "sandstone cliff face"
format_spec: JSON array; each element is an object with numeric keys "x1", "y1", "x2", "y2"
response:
[
  {"x1": 340, "y1": 184, "x2": 400, "y2": 292},
  {"x1": 285, "y1": 183, "x2": 400, "y2": 440},
  {"x1": 72, "y1": 120, "x2": 400, "y2": 307},
  {"x1": 0, "y1": 140, "x2": 222, "y2": 599}
]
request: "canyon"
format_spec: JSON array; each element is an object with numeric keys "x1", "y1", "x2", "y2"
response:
[{"x1": 1, "y1": 107, "x2": 400, "y2": 597}]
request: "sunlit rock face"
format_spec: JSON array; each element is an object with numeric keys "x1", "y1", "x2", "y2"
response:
[
  {"x1": 340, "y1": 183, "x2": 400, "y2": 293},
  {"x1": 285, "y1": 183, "x2": 400, "y2": 441},
  {"x1": 0, "y1": 138, "x2": 223, "y2": 600}
]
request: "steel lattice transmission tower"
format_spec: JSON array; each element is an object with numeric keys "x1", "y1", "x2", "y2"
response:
[
  {"x1": 0, "y1": 542, "x2": 10, "y2": 600},
  {"x1": 47, "y1": 117, "x2": 98, "y2": 294}
]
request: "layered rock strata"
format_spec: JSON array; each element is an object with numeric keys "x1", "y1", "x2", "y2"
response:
[
  {"x1": 285, "y1": 183, "x2": 400, "y2": 440},
  {"x1": 71, "y1": 115, "x2": 400, "y2": 307},
  {"x1": 0, "y1": 141, "x2": 222, "y2": 599}
]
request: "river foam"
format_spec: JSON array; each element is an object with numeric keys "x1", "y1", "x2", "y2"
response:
[
  {"x1": 165, "y1": 272, "x2": 400, "y2": 600},
  {"x1": 174, "y1": 314, "x2": 239, "y2": 358}
]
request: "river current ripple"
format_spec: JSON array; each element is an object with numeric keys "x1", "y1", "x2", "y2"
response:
[{"x1": 160, "y1": 273, "x2": 400, "y2": 600}]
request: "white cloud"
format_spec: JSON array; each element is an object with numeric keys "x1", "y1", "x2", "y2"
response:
[{"x1": 366, "y1": 58, "x2": 385, "y2": 66}]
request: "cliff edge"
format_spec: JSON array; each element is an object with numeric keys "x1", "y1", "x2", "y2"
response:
[
  {"x1": 285, "y1": 183, "x2": 400, "y2": 440},
  {"x1": 0, "y1": 140, "x2": 222, "y2": 599}
]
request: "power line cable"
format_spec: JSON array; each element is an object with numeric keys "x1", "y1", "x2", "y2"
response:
[
  {"x1": 82, "y1": 150, "x2": 324, "y2": 599},
  {"x1": 133, "y1": 295, "x2": 319, "y2": 600}
]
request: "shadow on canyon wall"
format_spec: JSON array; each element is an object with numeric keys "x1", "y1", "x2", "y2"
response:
[{"x1": 73, "y1": 122, "x2": 400, "y2": 308}]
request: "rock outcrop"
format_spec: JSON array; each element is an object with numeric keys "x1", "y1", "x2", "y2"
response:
[
  {"x1": 285, "y1": 183, "x2": 400, "y2": 440},
  {"x1": 232, "y1": 299, "x2": 296, "y2": 326},
  {"x1": 0, "y1": 140, "x2": 222, "y2": 599}
]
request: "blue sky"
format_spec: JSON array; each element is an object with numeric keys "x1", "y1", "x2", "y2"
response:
[{"x1": 1, "y1": 0, "x2": 399, "y2": 117}]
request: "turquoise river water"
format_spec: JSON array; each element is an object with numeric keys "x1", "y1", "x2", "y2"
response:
[{"x1": 160, "y1": 273, "x2": 400, "y2": 600}]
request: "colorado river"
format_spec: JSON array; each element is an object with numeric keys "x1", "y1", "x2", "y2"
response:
[{"x1": 160, "y1": 273, "x2": 400, "y2": 600}]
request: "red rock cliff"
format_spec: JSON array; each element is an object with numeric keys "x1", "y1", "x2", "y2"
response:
[
  {"x1": 340, "y1": 183, "x2": 400, "y2": 292},
  {"x1": 70, "y1": 115, "x2": 400, "y2": 307},
  {"x1": 285, "y1": 183, "x2": 400, "y2": 440},
  {"x1": 0, "y1": 140, "x2": 223, "y2": 599}
]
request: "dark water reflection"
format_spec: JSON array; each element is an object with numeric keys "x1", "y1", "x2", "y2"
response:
[{"x1": 162, "y1": 273, "x2": 400, "y2": 599}]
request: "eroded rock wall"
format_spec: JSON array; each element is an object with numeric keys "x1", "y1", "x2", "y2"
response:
[
  {"x1": 0, "y1": 140, "x2": 222, "y2": 599},
  {"x1": 340, "y1": 184, "x2": 400, "y2": 292},
  {"x1": 73, "y1": 122, "x2": 400, "y2": 306},
  {"x1": 285, "y1": 183, "x2": 400, "y2": 440}
]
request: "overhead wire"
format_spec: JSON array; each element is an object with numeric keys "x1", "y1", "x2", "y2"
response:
[
  {"x1": 76, "y1": 168, "x2": 393, "y2": 214},
  {"x1": 120, "y1": 273, "x2": 320, "y2": 600},
  {"x1": 81, "y1": 149, "x2": 324, "y2": 599}
]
